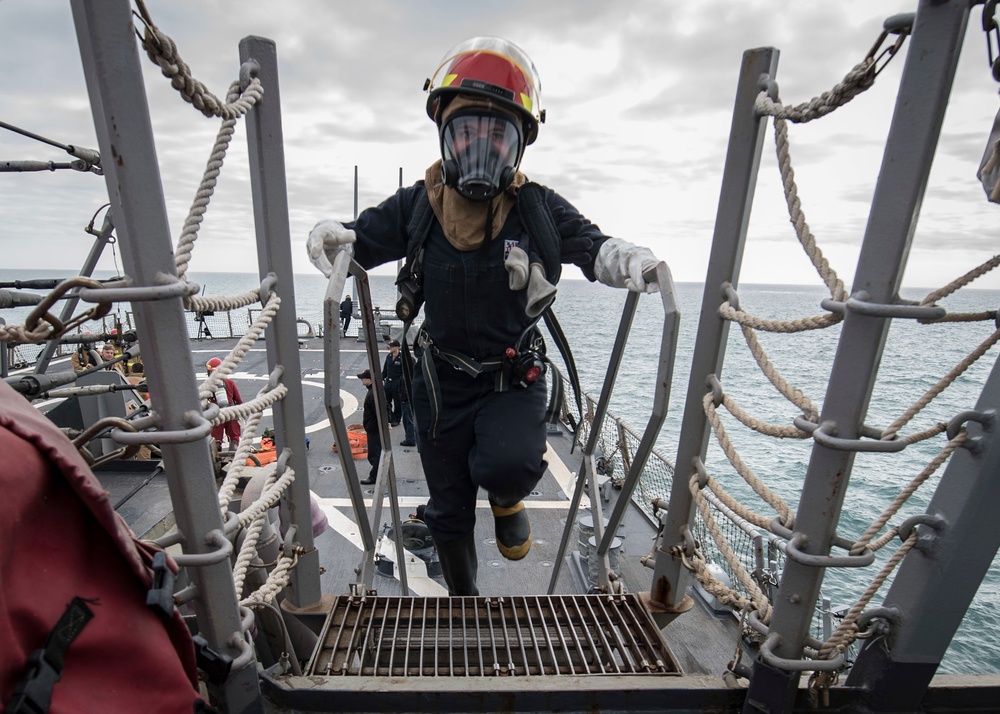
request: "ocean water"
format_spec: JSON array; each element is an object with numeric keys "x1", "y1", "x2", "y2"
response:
[{"x1": 3, "y1": 268, "x2": 999, "y2": 674}]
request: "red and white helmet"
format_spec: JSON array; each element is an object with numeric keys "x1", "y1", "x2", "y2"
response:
[
  {"x1": 425, "y1": 37, "x2": 544, "y2": 145},
  {"x1": 206, "y1": 357, "x2": 223, "y2": 372}
]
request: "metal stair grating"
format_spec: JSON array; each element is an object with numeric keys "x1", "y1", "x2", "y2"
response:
[{"x1": 306, "y1": 593, "x2": 681, "y2": 677}]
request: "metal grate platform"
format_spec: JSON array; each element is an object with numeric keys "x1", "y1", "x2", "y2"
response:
[{"x1": 306, "y1": 593, "x2": 680, "y2": 677}]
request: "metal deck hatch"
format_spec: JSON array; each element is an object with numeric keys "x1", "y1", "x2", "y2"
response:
[{"x1": 306, "y1": 593, "x2": 681, "y2": 678}]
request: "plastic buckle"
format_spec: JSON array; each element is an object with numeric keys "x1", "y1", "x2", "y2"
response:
[
  {"x1": 145, "y1": 550, "x2": 176, "y2": 620},
  {"x1": 192, "y1": 634, "x2": 234, "y2": 685},
  {"x1": 6, "y1": 649, "x2": 61, "y2": 714}
]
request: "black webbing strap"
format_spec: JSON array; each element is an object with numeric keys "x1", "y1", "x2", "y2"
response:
[
  {"x1": 516, "y1": 182, "x2": 562, "y2": 285},
  {"x1": 541, "y1": 306, "x2": 585, "y2": 441},
  {"x1": 414, "y1": 328, "x2": 506, "y2": 441},
  {"x1": 404, "y1": 181, "x2": 434, "y2": 274},
  {"x1": 6, "y1": 597, "x2": 94, "y2": 714}
]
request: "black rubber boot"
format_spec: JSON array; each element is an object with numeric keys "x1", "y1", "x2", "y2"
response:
[
  {"x1": 489, "y1": 495, "x2": 532, "y2": 561},
  {"x1": 434, "y1": 533, "x2": 480, "y2": 596}
]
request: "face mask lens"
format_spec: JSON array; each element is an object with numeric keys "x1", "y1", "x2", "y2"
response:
[{"x1": 441, "y1": 112, "x2": 521, "y2": 200}]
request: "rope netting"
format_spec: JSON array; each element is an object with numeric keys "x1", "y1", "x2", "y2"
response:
[
  {"x1": 129, "y1": 0, "x2": 302, "y2": 635},
  {"x1": 0, "y1": 3, "x2": 302, "y2": 637},
  {"x1": 679, "y1": 43, "x2": 1000, "y2": 675}
]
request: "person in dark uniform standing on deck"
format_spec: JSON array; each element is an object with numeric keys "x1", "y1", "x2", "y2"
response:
[
  {"x1": 340, "y1": 294, "x2": 353, "y2": 337},
  {"x1": 307, "y1": 37, "x2": 662, "y2": 596},
  {"x1": 358, "y1": 369, "x2": 379, "y2": 485},
  {"x1": 382, "y1": 339, "x2": 403, "y2": 427},
  {"x1": 399, "y1": 368, "x2": 417, "y2": 448}
]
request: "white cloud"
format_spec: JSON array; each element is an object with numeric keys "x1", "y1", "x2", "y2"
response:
[{"x1": 2, "y1": 0, "x2": 999, "y2": 290}]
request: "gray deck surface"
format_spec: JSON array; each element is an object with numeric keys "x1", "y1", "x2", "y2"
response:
[{"x1": 85, "y1": 332, "x2": 737, "y2": 679}]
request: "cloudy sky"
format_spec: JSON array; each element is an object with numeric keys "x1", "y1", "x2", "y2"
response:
[{"x1": 2, "y1": 0, "x2": 999, "y2": 289}]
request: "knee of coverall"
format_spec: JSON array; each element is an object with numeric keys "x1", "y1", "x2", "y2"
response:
[{"x1": 469, "y1": 383, "x2": 548, "y2": 502}]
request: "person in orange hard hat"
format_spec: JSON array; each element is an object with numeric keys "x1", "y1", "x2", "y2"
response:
[
  {"x1": 307, "y1": 37, "x2": 663, "y2": 597},
  {"x1": 205, "y1": 357, "x2": 243, "y2": 451}
]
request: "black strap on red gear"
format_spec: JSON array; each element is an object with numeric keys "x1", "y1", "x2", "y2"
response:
[{"x1": 5, "y1": 597, "x2": 94, "y2": 714}]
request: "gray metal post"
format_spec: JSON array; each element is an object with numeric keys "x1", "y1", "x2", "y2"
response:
[
  {"x1": 847, "y1": 356, "x2": 1000, "y2": 706},
  {"x1": 70, "y1": 1, "x2": 262, "y2": 710},
  {"x1": 744, "y1": 3, "x2": 970, "y2": 711},
  {"x1": 654, "y1": 48, "x2": 778, "y2": 612},
  {"x1": 33, "y1": 211, "x2": 115, "y2": 374},
  {"x1": 239, "y1": 36, "x2": 321, "y2": 608}
]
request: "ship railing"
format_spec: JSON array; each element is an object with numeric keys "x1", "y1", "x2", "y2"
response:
[
  {"x1": 46, "y1": 5, "x2": 328, "y2": 707},
  {"x1": 319, "y1": 251, "x2": 415, "y2": 594},
  {"x1": 649, "y1": 4, "x2": 1000, "y2": 707},
  {"x1": 563, "y1": 377, "x2": 847, "y2": 644}
]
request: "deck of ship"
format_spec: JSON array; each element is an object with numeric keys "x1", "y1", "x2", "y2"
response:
[{"x1": 67, "y1": 329, "x2": 743, "y2": 687}]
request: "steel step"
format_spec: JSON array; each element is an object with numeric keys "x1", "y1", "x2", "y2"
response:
[{"x1": 306, "y1": 592, "x2": 681, "y2": 678}]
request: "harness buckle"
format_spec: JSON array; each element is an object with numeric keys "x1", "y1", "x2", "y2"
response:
[
  {"x1": 146, "y1": 550, "x2": 176, "y2": 620},
  {"x1": 6, "y1": 649, "x2": 61, "y2": 714}
]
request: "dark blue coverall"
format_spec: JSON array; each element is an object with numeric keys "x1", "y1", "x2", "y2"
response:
[{"x1": 348, "y1": 182, "x2": 608, "y2": 545}]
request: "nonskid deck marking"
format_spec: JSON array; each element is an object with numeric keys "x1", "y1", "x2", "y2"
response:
[
  {"x1": 317, "y1": 497, "x2": 579, "y2": 510},
  {"x1": 314, "y1": 492, "x2": 448, "y2": 596},
  {"x1": 215, "y1": 373, "x2": 359, "y2": 433},
  {"x1": 545, "y1": 442, "x2": 578, "y2": 501}
]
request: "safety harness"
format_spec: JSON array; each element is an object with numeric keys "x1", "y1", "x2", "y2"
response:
[{"x1": 396, "y1": 182, "x2": 585, "y2": 441}]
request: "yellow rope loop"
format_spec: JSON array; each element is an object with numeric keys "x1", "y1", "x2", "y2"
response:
[
  {"x1": 721, "y1": 393, "x2": 813, "y2": 439},
  {"x1": 702, "y1": 474, "x2": 774, "y2": 531},
  {"x1": 232, "y1": 500, "x2": 269, "y2": 596},
  {"x1": 238, "y1": 464, "x2": 296, "y2": 528},
  {"x1": 719, "y1": 302, "x2": 842, "y2": 334},
  {"x1": 214, "y1": 384, "x2": 289, "y2": 427},
  {"x1": 738, "y1": 323, "x2": 820, "y2": 416},
  {"x1": 921, "y1": 255, "x2": 1000, "y2": 306},
  {"x1": 820, "y1": 531, "x2": 918, "y2": 660},
  {"x1": 688, "y1": 474, "x2": 774, "y2": 623},
  {"x1": 882, "y1": 327, "x2": 1000, "y2": 439},
  {"x1": 756, "y1": 60, "x2": 875, "y2": 124},
  {"x1": 926, "y1": 310, "x2": 998, "y2": 323},
  {"x1": 188, "y1": 290, "x2": 263, "y2": 313},
  {"x1": 175, "y1": 81, "x2": 261, "y2": 282},
  {"x1": 772, "y1": 116, "x2": 848, "y2": 302},
  {"x1": 199, "y1": 293, "x2": 280, "y2": 407},
  {"x1": 851, "y1": 432, "x2": 965, "y2": 555},
  {"x1": 136, "y1": 3, "x2": 264, "y2": 121},
  {"x1": 865, "y1": 526, "x2": 901, "y2": 553},
  {"x1": 218, "y1": 407, "x2": 267, "y2": 512},
  {"x1": 899, "y1": 421, "x2": 947, "y2": 446},
  {"x1": 242, "y1": 551, "x2": 298, "y2": 606},
  {"x1": 703, "y1": 392, "x2": 795, "y2": 527},
  {"x1": 0, "y1": 321, "x2": 56, "y2": 345},
  {"x1": 808, "y1": 670, "x2": 839, "y2": 709}
]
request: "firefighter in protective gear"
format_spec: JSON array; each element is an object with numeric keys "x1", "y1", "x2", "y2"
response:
[
  {"x1": 205, "y1": 357, "x2": 243, "y2": 450},
  {"x1": 307, "y1": 37, "x2": 663, "y2": 596}
]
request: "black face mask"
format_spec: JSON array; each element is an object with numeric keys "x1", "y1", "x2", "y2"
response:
[{"x1": 439, "y1": 110, "x2": 523, "y2": 201}]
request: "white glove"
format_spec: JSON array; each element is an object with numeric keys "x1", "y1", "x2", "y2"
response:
[
  {"x1": 306, "y1": 219, "x2": 356, "y2": 277},
  {"x1": 505, "y1": 245, "x2": 530, "y2": 290},
  {"x1": 526, "y1": 263, "x2": 557, "y2": 317},
  {"x1": 594, "y1": 237, "x2": 661, "y2": 293}
]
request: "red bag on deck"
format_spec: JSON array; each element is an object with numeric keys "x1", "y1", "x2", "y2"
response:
[{"x1": 0, "y1": 381, "x2": 208, "y2": 713}]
